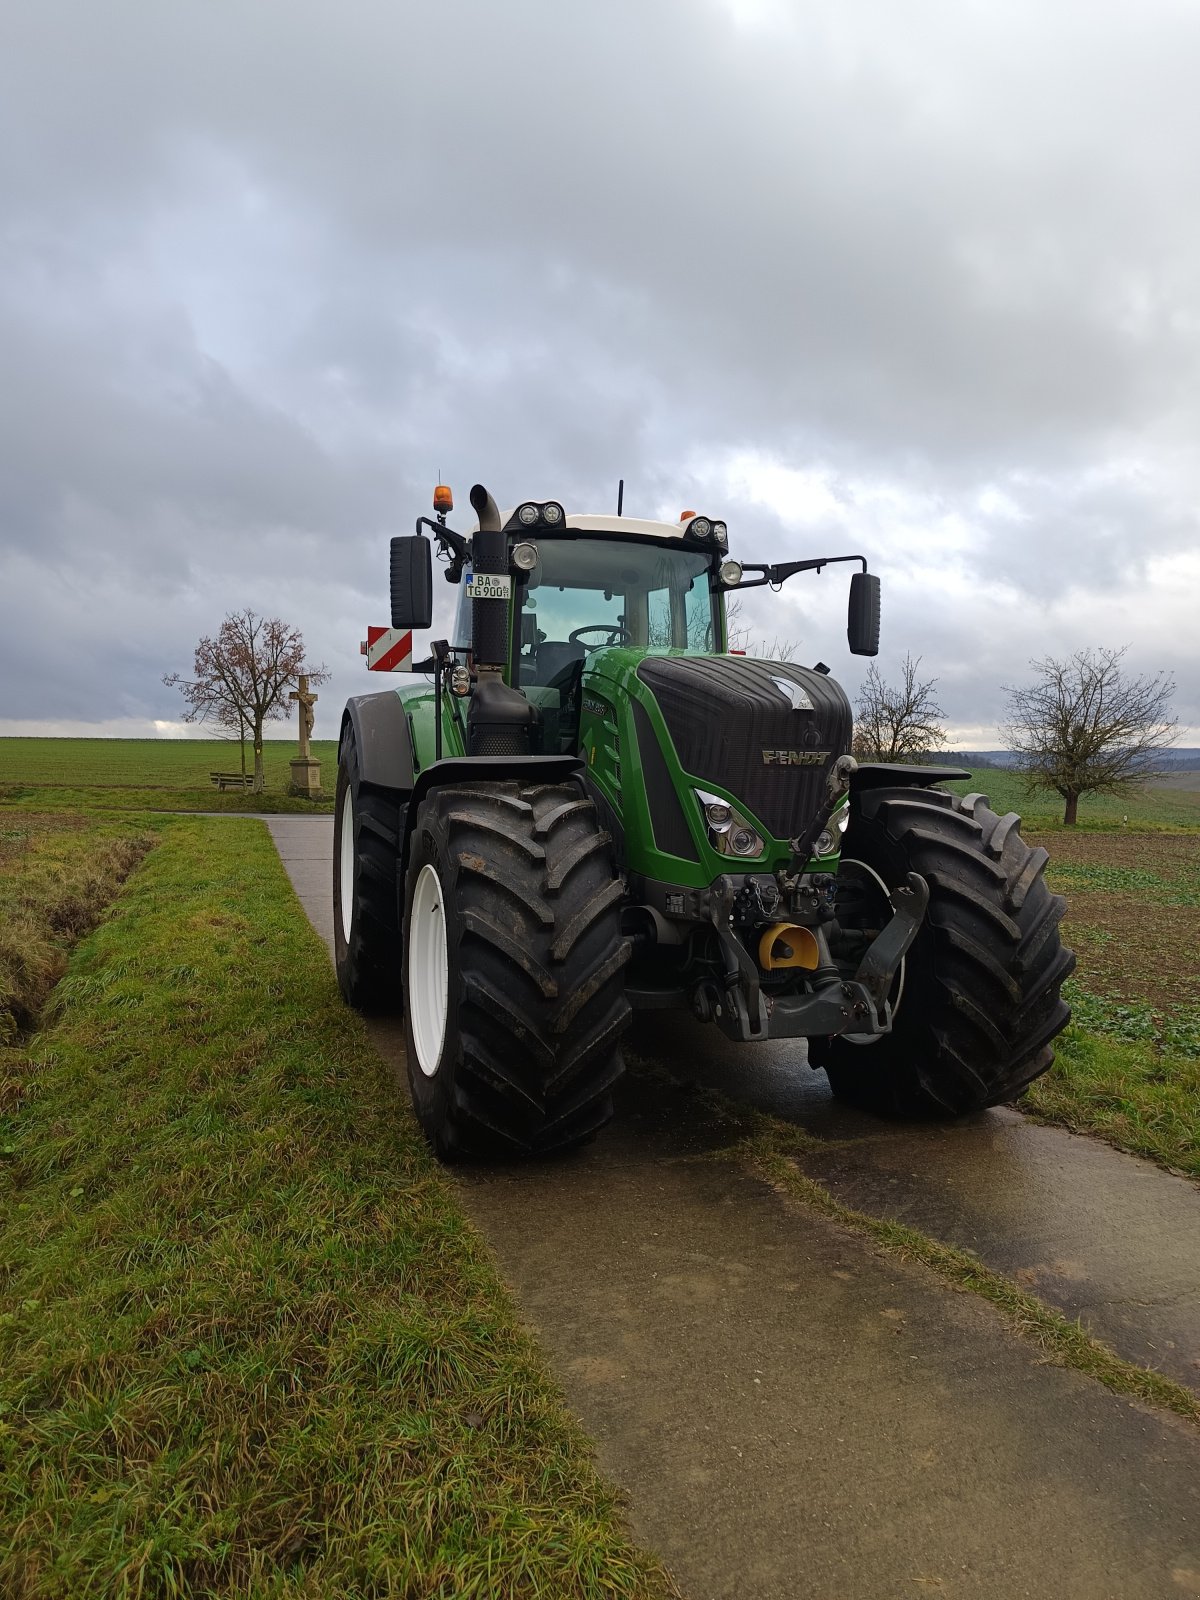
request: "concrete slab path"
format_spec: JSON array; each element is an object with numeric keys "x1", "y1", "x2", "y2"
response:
[{"x1": 261, "y1": 814, "x2": 1200, "y2": 1600}]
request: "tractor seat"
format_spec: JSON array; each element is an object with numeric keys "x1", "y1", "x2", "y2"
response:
[{"x1": 533, "y1": 639, "x2": 586, "y2": 685}]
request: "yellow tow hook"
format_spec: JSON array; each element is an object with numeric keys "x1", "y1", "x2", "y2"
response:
[{"x1": 758, "y1": 922, "x2": 820, "y2": 970}]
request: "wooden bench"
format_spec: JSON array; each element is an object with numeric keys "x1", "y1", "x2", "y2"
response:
[{"x1": 209, "y1": 771, "x2": 254, "y2": 792}]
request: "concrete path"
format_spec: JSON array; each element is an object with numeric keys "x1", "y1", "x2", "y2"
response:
[{"x1": 262, "y1": 815, "x2": 1200, "y2": 1600}]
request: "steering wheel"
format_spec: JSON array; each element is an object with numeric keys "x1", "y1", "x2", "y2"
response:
[{"x1": 569, "y1": 623, "x2": 631, "y2": 650}]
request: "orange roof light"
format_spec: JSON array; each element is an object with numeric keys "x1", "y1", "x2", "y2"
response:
[
  {"x1": 433, "y1": 484, "x2": 454, "y2": 514},
  {"x1": 679, "y1": 509, "x2": 696, "y2": 522}
]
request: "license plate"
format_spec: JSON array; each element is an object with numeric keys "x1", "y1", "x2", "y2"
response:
[{"x1": 465, "y1": 570, "x2": 512, "y2": 602}]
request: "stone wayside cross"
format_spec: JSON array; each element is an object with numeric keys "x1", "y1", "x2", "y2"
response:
[
  {"x1": 288, "y1": 674, "x2": 322, "y2": 796},
  {"x1": 289, "y1": 674, "x2": 318, "y2": 759}
]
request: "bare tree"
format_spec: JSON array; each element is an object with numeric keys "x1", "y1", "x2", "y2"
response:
[
  {"x1": 853, "y1": 654, "x2": 947, "y2": 762},
  {"x1": 1002, "y1": 646, "x2": 1177, "y2": 825},
  {"x1": 725, "y1": 597, "x2": 803, "y2": 662},
  {"x1": 164, "y1": 611, "x2": 328, "y2": 793}
]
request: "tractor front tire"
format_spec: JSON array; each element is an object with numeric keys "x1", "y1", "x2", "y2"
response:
[
  {"x1": 813, "y1": 787, "x2": 1075, "y2": 1118},
  {"x1": 333, "y1": 728, "x2": 404, "y2": 1012},
  {"x1": 402, "y1": 782, "x2": 631, "y2": 1159}
]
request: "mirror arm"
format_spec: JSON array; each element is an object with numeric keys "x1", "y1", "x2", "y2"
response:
[
  {"x1": 415, "y1": 516, "x2": 470, "y2": 580},
  {"x1": 731, "y1": 554, "x2": 869, "y2": 590}
]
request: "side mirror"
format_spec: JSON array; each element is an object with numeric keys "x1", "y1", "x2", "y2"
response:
[
  {"x1": 847, "y1": 571, "x2": 880, "y2": 656},
  {"x1": 390, "y1": 536, "x2": 433, "y2": 630}
]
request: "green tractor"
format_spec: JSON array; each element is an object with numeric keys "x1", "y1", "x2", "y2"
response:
[{"x1": 334, "y1": 483, "x2": 1074, "y2": 1159}]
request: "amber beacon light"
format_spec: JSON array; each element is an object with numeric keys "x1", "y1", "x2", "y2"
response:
[{"x1": 433, "y1": 484, "x2": 454, "y2": 514}]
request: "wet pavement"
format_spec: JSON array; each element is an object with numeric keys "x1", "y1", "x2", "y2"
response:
[
  {"x1": 628, "y1": 1014, "x2": 1200, "y2": 1395},
  {"x1": 264, "y1": 815, "x2": 1200, "y2": 1600}
]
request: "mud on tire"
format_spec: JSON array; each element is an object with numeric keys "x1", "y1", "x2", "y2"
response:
[
  {"x1": 812, "y1": 787, "x2": 1076, "y2": 1118},
  {"x1": 333, "y1": 728, "x2": 404, "y2": 1011},
  {"x1": 403, "y1": 781, "x2": 631, "y2": 1159}
]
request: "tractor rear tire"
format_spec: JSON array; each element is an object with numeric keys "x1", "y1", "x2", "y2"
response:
[
  {"x1": 812, "y1": 787, "x2": 1075, "y2": 1118},
  {"x1": 402, "y1": 781, "x2": 631, "y2": 1159},
  {"x1": 333, "y1": 728, "x2": 404, "y2": 1012}
]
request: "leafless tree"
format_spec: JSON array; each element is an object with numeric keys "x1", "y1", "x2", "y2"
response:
[
  {"x1": 1002, "y1": 646, "x2": 1177, "y2": 825},
  {"x1": 164, "y1": 611, "x2": 328, "y2": 792},
  {"x1": 725, "y1": 597, "x2": 803, "y2": 662},
  {"x1": 853, "y1": 654, "x2": 947, "y2": 762}
]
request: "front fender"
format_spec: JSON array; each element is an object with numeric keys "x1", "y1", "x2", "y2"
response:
[
  {"x1": 341, "y1": 691, "x2": 416, "y2": 792},
  {"x1": 400, "y1": 755, "x2": 585, "y2": 864}
]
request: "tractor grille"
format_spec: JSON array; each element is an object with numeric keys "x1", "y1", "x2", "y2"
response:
[{"x1": 636, "y1": 656, "x2": 852, "y2": 841}]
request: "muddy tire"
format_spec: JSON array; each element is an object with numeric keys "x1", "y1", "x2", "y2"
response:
[
  {"x1": 402, "y1": 781, "x2": 631, "y2": 1159},
  {"x1": 333, "y1": 728, "x2": 404, "y2": 1011},
  {"x1": 812, "y1": 787, "x2": 1075, "y2": 1117}
]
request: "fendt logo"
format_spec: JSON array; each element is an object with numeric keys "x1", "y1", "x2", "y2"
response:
[{"x1": 761, "y1": 749, "x2": 831, "y2": 766}]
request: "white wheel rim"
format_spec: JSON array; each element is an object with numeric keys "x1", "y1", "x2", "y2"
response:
[
  {"x1": 408, "y1": 863, "x2": 449, "y2": 1077},
  {"x1": 338, "y1": 787, "x2": 356, "y2": 945},
  {"x1": 839, "y1": 856, "x2": 906, "y2": 1046}
]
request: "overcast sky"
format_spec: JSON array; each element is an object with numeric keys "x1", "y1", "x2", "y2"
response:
[{"x1": 2, "y1": 0, "x2": 1197, "y2": 746}]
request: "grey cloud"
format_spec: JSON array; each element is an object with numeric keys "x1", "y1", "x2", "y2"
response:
[{"x1": 2, "y1": 0, "x2": 1199, "y2": 737}]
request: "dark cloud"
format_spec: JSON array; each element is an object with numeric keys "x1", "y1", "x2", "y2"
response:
[{"x1": 1, "y1": 0, "x2": 1198, "y2": 740}]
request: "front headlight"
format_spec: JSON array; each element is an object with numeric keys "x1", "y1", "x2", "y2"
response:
[{"x1": 694, "y1": 789, "x2": 764, "y2": 858}]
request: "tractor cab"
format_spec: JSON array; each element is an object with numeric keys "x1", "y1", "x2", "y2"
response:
[{"x1": 448, "y1": 512, "x2": 722, "y2": 756}]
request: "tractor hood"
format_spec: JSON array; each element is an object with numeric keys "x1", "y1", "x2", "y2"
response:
[{"x1": 635, "y1": 655, "x2": 853, "y2": 842}]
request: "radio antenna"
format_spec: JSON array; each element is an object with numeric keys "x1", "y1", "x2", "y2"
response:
[{"x1": 617, "y1": 478, "x2": 624, "y2": 516}]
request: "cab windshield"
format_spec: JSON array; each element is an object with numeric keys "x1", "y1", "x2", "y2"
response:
[{"x1": 452, "y1": 538, "x2": 717, "y2": 687}]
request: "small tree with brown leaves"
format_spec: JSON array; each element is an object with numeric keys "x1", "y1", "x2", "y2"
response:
[
  {"x1": 853, "y1": 654, "x2": 947, "y2": 762},
  {"x1": 164, "y1": 611, "x2": 328, "y2": 793},
  {"x1": 1003, "y1": 646, "x2": 1177, "y2": 825}
]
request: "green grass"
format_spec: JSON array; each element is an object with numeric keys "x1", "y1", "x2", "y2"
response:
[
  {"x1": 0, "y1": 741, "x2": 339, "y2": 814},
  {"x1": 944, "y1": 764, "x2": 1200, "y2": 831},
  {"x1": 0, "y1": 817, "x2": 675, "y2": 1600},
  {"x1": 0, "y1": 815, "x2": 152, "y2": 1042},
  {"x1": 1024, "y1": 1021, "x2": 1200, "y2": 1178}
]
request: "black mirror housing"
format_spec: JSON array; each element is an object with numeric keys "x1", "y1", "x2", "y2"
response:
[
  {"x1": 847, "y1": 571, "x2": 880, "y2": 656},
  {"x1": 391, "y1": 536, "x2": 433, "y2": 630}
]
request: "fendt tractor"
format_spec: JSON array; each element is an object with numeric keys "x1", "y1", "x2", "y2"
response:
[{"x1": 333, "y1": 483, "x2": 1074, "y2": 1159}]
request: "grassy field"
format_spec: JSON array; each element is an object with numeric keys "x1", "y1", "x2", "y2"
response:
[
  {"x1": 0, "y1": 809, "x2": 674, "y2": 1599},
  {"x1": 3, "y1": 739, "x2": 1197, "y2": 828},
  {"x1": 944, "y1": 763, "x2": 1200, "y2": 830},
  {"x1": 0, "y1": 740, "x2": 340, "y2": 815},
  {"x1": 1023, "y1": 829, "x2": 1200, "y2": 1176}
]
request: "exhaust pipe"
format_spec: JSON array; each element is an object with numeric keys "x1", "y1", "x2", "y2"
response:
[
  {"x1": 468, "y1": 483, "x2": 508, "y2": 673},
  {"x1": 465, "y1": 483, "x2": 536, "y2": 756}
]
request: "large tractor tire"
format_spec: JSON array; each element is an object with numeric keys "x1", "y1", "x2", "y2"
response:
[
  {"x1": 812, "y1": 786, "x2": 1075, "y2": 1118},
  {"x1": 402, "y1": 781, "x2": 631, "y2": 1159},
  {"x1": 333, "y1": 727, "x2": 404, "y2": 1011}
]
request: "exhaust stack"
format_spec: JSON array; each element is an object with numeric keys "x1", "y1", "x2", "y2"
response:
[
  {"x1": 465, "y1": 482, "x2": 537, "y2": 757},
  {"x1": 469, "y1": 483, "x2": 508, "y2": 675}
]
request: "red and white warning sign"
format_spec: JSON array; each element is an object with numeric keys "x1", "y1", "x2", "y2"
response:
[{"x1": 361, "y1": 626, "x2": 413, "y2": 672}]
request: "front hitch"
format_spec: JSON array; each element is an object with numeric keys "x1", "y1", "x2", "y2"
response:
[{"x1": 703, "y1": 870, "x2": 929, "y2": 1043}]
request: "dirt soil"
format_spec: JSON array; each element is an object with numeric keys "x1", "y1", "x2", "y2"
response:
[{"x1": 1031, "y1": 830, "x2": 1200, "y2": 1010}]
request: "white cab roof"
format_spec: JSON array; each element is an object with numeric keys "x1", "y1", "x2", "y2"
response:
[{"x1": 463, "y1": 509, "x2": 700, "y2": 541}]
